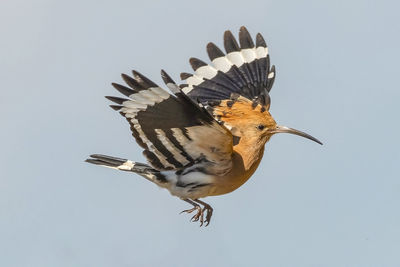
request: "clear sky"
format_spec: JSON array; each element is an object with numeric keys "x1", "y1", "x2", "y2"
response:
[{"x1": 1, "y1": 0, "x2": 399, "y2": 266}]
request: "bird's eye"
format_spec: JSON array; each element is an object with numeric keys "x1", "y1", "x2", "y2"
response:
[{"x1": 257, "y1": 125, "x2": 266, "y2": 130}]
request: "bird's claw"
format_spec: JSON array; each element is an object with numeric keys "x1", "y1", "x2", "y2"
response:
[
  {"x1": 190, "y1": 209, "x2": 204, "y2": 226},
  {"x1": 181, "y1": 204, "x2": 205, "y2": 226},
  {"x1": 203, "y1": 206, "x2": 213, "y2": 226},
  {"x1": 180, "y1": 207, "x2": 198, "y2": 214},
  {"x1": 181, "y1": 205, "x2": 202, "y2": 223},
  {"x1": 181, "y1": 199, "x2": 213, "y2": 227}
]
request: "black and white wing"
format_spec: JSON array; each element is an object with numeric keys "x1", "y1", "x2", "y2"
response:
[
  {"x1": 106, "y1": 70, "x2": 233, "y2": 173},
  {"x1": 180, "y1": 26, "x2": 275, "y2": 111}
]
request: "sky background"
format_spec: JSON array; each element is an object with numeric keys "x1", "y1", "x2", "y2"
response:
[{"x1": 1, "y1": 0, "x2": 399, "y2": 266}]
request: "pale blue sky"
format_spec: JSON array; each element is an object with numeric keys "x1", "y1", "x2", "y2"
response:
[{"x1": 1, "y1": 0, "x2": 399, "y2": 266}]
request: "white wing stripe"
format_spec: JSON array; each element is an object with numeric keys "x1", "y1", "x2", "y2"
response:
[
  {"x1": 155, "y1": 129, "x2": 190, "y2": 166},
  {"x1": 226, "y1": 51, "x2": 245, "y2": 67},
  {"x1": 195, "y1": 65, "x2": 218, "y2": 79},
  {"x1": 130, "y1": 94, "x2": 155, "y2": 105},
  {"x1": 241, "y1": 48, "x2": 256, "y2": 63},
  {"x1": 134, "y1": 124, "x2": 175, "y2": 169},
  {"x1": 212, "y1": 57, "x2": 233, "y2": 72},
  {"x1": 150, "y1": 87, "x2": 170, "y2": 99},
  {"x1": 123, "y1": 102, "x2": 147, "y2": 110},
  {"x1": 256, "y1": 47, "x2": 268, "y2": 59},
  {"x1": 268, "y1": 72, "x2": 275, "y2": 79},
  {"x1": 186, "y1": 75, "x2": 203, "y2": 86},
  {"x1": 181, "y1": 85, "x2": 194, "y2": 94}
]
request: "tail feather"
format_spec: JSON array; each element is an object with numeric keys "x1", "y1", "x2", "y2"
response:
[{"x1": 86, "y1": 154, "x2": 167, "y2": 183}]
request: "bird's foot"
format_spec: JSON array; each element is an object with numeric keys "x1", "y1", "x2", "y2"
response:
[
  {"x1": 195, "y1": 199, "x2": 213, "y2": 227},
  {"x1": 181, "y1": 204, "x2": 204, "y2": 225},
  {"x1": 180, "y1": 205, "x2": 201, "y2": 216},
  {"x1": 180, "y1": 199, "x2": 213, "y2": 227},
  {"x1": 181, "y1": 199, "x2": 207, "y2": 226},
  {"x1": 190, "y1": 208, "x2": 204, "y2": 225},
  {"x1": 202, "y1": 204, "x2": 213, "y2": 226}
]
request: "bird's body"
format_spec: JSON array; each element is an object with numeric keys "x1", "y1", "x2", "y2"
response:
[{"x1": 87, "y1": 27, "x2": 322, "y2": 226}]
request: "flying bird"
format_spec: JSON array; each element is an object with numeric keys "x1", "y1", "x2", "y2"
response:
[{"x1": 86, "y1": 26, "x2": 322, "y2": 226}]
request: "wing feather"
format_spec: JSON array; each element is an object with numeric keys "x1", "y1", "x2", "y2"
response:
[
  {"x1": 181, "y1": 26, "x2": 275, "y2": 110},
  {"x1": 106, "y1": 70, "x2": 233, "y2": 173}
]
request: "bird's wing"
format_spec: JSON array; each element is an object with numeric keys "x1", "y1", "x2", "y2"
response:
[
  {"x1": 180, "y1": 26, "x2": 275, "y2": 111},
  {"x1": 106, "y1": 70, "x2": 233, "y2": 173}
]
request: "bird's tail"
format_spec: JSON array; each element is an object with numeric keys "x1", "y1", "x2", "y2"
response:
[{"x1": 85, "y1": 154, "x2": 167, "y2": 184}]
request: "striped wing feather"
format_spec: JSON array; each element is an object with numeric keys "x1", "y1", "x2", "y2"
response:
[
  {"x1": 107, "y1": 70, "x2": 233, "y2": 172},
  {"x1": 181, "y1": 26, "x2": 275, "y2": 110}
]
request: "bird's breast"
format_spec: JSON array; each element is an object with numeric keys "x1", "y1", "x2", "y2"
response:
[{"x1": 208, "y1": 147, "x2": 265, "y2": 196}]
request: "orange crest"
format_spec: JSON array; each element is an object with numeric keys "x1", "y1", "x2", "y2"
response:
[{"x1": 212, "y1": 97, "x2": 277, "y2": 133}]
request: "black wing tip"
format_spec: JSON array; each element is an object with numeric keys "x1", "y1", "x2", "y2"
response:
[
  {"x1": 131, "y1": 70, "x2": 146, "y2": 81},
  {"x1": 223, "y1": 29, "x2": 234, "y2": 38},
  {"x1": 131, "y1": 70, "x2": 143, "y2": 78},
  {"x1": 256, "y1": 33, "x2": 267, "y2": 47},
  {"x1": 207, "y1": 42, "x2": 225, "y2": 60},
  {"x1": 189, "y1": 57, "x2": 207, "y2": 71},
  {"x1": 180, "y1": 72, "x2": 192, "y2": 80},
  {"x1": 160, "y1": 69, "x2": 168, "y2": 77},
  {"x1": 121, "y1": 73, "x2": 144, "y2": 91},
  {"x1": 132, "y1": 70, "x2": 158, "y2": 88},
  {"x1": 121, "y1": 73, "x2": 130, "y2": 79},
  {"x1": 160, "y1": 69, "x2": 175, "y2": 84},
  {"x1": 111, "y1": 82, "x2": 135, "y2": 97},
  {"x1": 239, "y1": 26, "x2": 254, "y2": 49},
  {"x1": 121, "y1": 73, "x2": 134, "y2": 83},
  {"x1": 161, "y1": 69, "x2": 182, "y2": 94},
  {"x1": 109, "y1": 105, "x2": 122, "y2": 111},
  {"x1": 239, "y1": 26, "x2": 248, "y2": 32},
  {"x1": 105, "y1": 96, "x2": 127, "y2": 104},
  {"x1": 223, "y1": 30, "x2": 240, "y2": 53}
]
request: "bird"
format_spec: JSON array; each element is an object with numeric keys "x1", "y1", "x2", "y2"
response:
[{"x1": 86, "y1": 26, "x2": 322, "y2": 226}]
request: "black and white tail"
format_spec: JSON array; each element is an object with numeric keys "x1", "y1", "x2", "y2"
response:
[{"x1": 85, "y1": 154, "x2": 167, "y2": 184}]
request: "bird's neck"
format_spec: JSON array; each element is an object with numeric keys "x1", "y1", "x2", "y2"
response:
[
  {"x1": 233, "y1": 136, "x2": 266, "y2": 170},
  {"x1": 207, "y1": 136, "x2": 266, "y2": 197}
]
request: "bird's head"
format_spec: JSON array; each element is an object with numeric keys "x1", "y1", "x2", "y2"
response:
[{"x1": 212, "y1": 97, "x2": 322, "y2": 146}]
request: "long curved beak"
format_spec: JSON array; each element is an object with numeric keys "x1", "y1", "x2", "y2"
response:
[{"x1": 270, "y1": 125, "x2": 323, "y2": 145}]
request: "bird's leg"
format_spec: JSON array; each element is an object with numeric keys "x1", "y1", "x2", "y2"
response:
[
  {"x1": 193, "y1": 199, "x2": 213, "y2": 227},
  {"x1": 180, "y1": 199, "x2": 204, "y2": 225}
]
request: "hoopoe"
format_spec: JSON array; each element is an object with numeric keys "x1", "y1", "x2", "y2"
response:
[{"x1": 86, "y1": 26, "x2": 322, "y2": 226}]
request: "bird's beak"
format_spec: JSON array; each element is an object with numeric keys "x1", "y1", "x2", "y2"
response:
[{"x1": 270, "y1": 125, "x2": 323, "y2": 145}]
